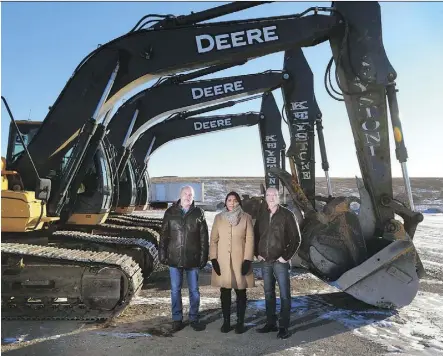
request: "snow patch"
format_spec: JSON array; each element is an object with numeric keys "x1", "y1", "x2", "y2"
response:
[
  {"x1": 2, "y1": 335, "x2": 28, "y2": 345},
  {"x1": 421, "y1": 279, "x2": 443, "y2": 285},
  {"x1": 247, "y1": 290, "x2": 443, "y2": 356},
  {"x1": 355, "y1": 291, "x2": 443, "y2": 356},
  {"x1": 131, "y1": 296, "x2": 220, "y2": 307},
  {"x1": 95, "y1": 332, "x2": 151, "y2": 339}
]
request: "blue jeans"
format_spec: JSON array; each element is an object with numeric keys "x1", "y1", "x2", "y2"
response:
[
  {"x1": 169, "y1": 267, "x2": 200, "y2": 322},
  {"x1": 262, "y1": 261, "x2": 291, "y2": 328}
]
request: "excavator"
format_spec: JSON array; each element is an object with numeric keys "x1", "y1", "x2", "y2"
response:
[
  {"x1": 77, "y1": 57, "x2": 302, "y2": 236},
  {"x1": 99, "y1": 43, "x2": 329, "y2": 232},
  {"x1": 2, "y1": 1, "x2": 424, "y2": 320},
  {"x1": 60, "y1": 58, "x2": 306, "y2": 245}
]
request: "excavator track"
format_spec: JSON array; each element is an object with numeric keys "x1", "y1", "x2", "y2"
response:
[
  {"x1": 92, "y1": 223, "x2": 160, "y2": 247},
  {"x1": 51, "y1": 231, "x2": 159, "y2": 277},
  {"x1": 1, "y1": 242, "x2": 143, "y2": 321},
  {"x1": 129, "y1": 214, "x2": 162, "y2": 223},
  {"x1": 110, "y1": 212, "x2": 162, "y2": 220},
  {"x1": 106, "y1": 215, "x2": 162, "y2": 232},
  {"x1": 111, "y1": 213, "x2": 163, "y2": 226}
]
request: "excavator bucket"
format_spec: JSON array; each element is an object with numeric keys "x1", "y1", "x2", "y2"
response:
[
  {"x1": 268, "y1": 167, "x2": 423, "y2": 309},
  {"x1": 334, "y1": 239, "x2": 420, "y2": 308}
]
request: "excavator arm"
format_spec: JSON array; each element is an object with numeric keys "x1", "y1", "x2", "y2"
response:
[
  {"x1": 281, "y1": 48, "x2": 322, "y2": 207},
  {"x1": 134, "y1": 112, "x2": 261, "y2": 161},
  {"x1": 115, "y1": 111, "x2": 261, "y2": 212},
  {"x1": 130, "y1": 91, "x2": 286, "y2": 191},
  {"x1": 108, "y1": 70, "x2": 286, "y2": 150},
  {"x1": 327, "y1": 2, "x2": 421, "y2": 237}
]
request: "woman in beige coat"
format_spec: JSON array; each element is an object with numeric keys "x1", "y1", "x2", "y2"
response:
[{"x1": 210, "y1": 191, "x2": 255, "y2": 334}]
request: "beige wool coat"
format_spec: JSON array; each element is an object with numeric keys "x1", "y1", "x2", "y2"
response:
[{"x1": 209, "y1": 211, "x2": 255, "y2": 289}]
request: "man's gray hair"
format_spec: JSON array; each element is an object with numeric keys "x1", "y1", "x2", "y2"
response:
[
  {"x1": 266, "y1": 186, "x2": 280, "y2": 203},
  {"x1": 180, "y1": 185, "x2": 195, "y2": 197},
  {"x1": 266, "y1": 187, "x2": 279, "y2": 195}
]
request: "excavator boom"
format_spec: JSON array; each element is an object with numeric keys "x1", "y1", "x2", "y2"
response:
[
  {"x1": 131, "y1": 92, "x2": 286, "y2": 191},
  {"x1": 11, "y1": 4, "x2": 344, "y2": 190}
]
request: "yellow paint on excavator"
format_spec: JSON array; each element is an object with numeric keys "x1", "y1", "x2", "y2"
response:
[{"x1": 1, "y1": 190, "x2": 58, "y2": 232}]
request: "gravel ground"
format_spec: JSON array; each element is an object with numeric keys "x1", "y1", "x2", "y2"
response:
[
  {"x1": 2, "y1": 212, "x2": 442, "y2": 356},
  {"x1": 1, "y1": 267, "x2": 387, "y2": 356}
]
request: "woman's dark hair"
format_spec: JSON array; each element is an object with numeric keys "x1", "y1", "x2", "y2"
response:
[{"x1": 224, "y1": 191, "x2": 242, "y2": 207}]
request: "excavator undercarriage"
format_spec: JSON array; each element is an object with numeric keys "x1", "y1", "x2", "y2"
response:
[{"x1": 1, "y1": 242, "x2": 143, "y2": 320}]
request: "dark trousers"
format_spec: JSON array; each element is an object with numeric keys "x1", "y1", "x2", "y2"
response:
[
  {"x1": 220, "y1": 287, "x2": 247, "y2": 321},
  {"x1": 262, "y1": 261, "x2": 291, "y2": 328}
]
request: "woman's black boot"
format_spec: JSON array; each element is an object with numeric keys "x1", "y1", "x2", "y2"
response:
[
  {"x1": 235, "y1": 289, "x2": 247, "y2": 334},
  {"x1": 220, "y1": 288, "x2": 232, "y2": 333}
]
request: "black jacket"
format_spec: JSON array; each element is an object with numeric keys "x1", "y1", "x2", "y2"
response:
[
  {"x1": 254, "y1": 204, "x2": 301, "y2": 262},
  {"x1": 159, "y1": 200, "x2": 209, "y2": 269}
]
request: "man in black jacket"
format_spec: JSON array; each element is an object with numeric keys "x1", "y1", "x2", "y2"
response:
[
  {"x1": 159, "y1": 185, "x2": 209, "y2": 332},
  {"x1": 254, "y1": 187, "x2": 301, "y2": 339}
]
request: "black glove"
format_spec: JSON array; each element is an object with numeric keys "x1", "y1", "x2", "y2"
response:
[
  {"x1": 199, "y1": 260, "x2": 207, "y2": 270},
  {"x1": 241, "y1": 260, "x2": 252, "y2": 276},
  {"x1": 211, "y1": 259, "x2": 221, "y2": 276}
]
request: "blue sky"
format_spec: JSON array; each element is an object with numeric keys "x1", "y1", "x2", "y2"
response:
[{"x1": 2, "y1": 1, "x2": 442, "y2": 178}]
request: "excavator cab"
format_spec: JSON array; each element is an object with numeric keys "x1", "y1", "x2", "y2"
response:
[
  {"x1": 112, "y1": 158, "x2": 138, "y2": 214},
  {"x1": 64, "y1": 141, "x2": 113, "y2": 225},
  {"x1": 6, "y1": 120, "x2": 40, "y2": 167}
]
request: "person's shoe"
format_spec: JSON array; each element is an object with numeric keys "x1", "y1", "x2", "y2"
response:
[
  {"x1": 277, "y1": 327, "x2": 290, "y2": 339},
  {"x1": 172, "y1": 320, "x2": 184, "y2": 332},
  {"x1": 190, "y1": 320, "x2": 205, "y2": 332},
  {"x1": 256, "y1": 324, "x2": 278, "y2": 333},
  {"x1": 234, "y1": 321, "x2": 245, "y2": 334}
]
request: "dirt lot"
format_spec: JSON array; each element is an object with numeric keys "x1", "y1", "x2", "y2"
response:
[{"x1": 2, "y1": 211, "x2": 442, "y2": 356}]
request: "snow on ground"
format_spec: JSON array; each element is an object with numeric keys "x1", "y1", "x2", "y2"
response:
[
  {"x1": 318, "y1": 290, "x2": 443, "y2": 355},
  {"x1": 246, "y1": 289, "x2": 443, "y2": 355},
  {"x1": 131, "y1": 296, "x2": 220, "y2": 308},
  {"x1": 414, "y1": 214, "x2": 443, "y2": 280}
]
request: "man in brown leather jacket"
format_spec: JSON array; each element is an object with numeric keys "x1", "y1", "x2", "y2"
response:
[
  {"x1": 254, "y1": 187, "x2": 301, "y2": 339},
  {"x1": 159, "y1": 185, "x2": 209, "y2": 332}
]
